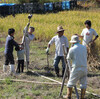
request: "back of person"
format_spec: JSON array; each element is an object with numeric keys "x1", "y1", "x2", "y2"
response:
[
  {"x1": 17, "y1": 49, "x2": 24, "y2": 60},
  {"x1": 70, "y1": 43, "x2": 87, "y2": 69}
]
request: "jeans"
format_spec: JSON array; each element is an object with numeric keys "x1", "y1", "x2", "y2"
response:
[{"x1": 53, "y1": 56, "x2": 66, "y2": 71}]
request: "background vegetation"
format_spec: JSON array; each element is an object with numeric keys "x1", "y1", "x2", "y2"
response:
[{"x1": 0, "y1": 10, "x2": 100, "y2": 53}]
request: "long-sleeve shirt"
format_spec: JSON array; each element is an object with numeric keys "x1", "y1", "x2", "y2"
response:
[
  {"x1": 4, "y1": 35, "x2": 19, "y2": 54},
  {"x1": 22, "y1": 25, "x2": 34, "y2": 46}
]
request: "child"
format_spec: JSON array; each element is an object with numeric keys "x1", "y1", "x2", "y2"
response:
[
  {"x1": 16, "y1": 45, "x2": 24, "y2": 73},
  {"x1": 22, "y1": 23, "x2": 35, "y2": 65},
  {"x1": 3, "y1": 28, "x2": 19, "y2": 74},
  {"x1": 46, "y1": 26, "x2": 69, "y2": 77}
]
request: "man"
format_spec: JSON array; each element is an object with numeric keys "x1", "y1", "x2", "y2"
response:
[
  {"x1": 66, "y1": 35, "x2": 87, "y2": 99},
  {"x1": 79, "y1": 20, "x2": 99, "y2": 47},
  {"x1": 22, "y1": 23, "x2": 35, "y2": 65},
  {"x1": 46, "y1": 26, "x2": 69, "y2": 77},
  {"x1": 3, "y1": 28, "x2": 19, "y2": 75}
]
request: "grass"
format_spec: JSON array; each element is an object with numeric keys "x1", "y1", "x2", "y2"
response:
[
  {"x1": 0, "y1": 41, "x2": 100, "y2": 99},
  {"x1": 0, "y1": 10, "x2": 100, "y2": 98}
]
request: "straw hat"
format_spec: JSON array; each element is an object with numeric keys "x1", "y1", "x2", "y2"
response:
[
  {"x1": 56, "y1": 26, "x2": 65, "y2": 33},
  {"x1": 70, "y1": 35, "x2": 80, "y2": 43}
]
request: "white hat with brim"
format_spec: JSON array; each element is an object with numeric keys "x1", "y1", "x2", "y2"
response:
[
  {"x1": 70, "y1": 35, "x2": 81, "y2": 43},
  {"x1": 56, "y1": 26, "x2": 65, "y2": 33}
]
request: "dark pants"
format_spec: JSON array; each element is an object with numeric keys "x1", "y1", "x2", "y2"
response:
[
  {"x1": 4, "y1": 54, "x2": 14, "y2": 65},
  {"x1": 17, "y1": 60, "x2": 24, "y2": 73},
  {"x1": 54, "y1": 56, "x2": 66, "y2": 76}
]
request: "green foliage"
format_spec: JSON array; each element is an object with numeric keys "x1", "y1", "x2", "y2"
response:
[{"x1": 4, "y1": 78, "x2": 12, "y2": 85}]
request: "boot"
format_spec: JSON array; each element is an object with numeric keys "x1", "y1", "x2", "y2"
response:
[
  {"x1": 9, "y1": 64, "x2": 16, "y2": 75},
  {"x1": 81, "y1": 89, "x2": 86, "y2": 99},
  {"x1": 55, "y1": 68, "x2": 59, "y2": 77},
  {"x1": 3, "y1": 65, "x2": 7, "y2": 72}
]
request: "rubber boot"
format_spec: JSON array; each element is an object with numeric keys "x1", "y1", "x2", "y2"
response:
[
  {"x1": 9, "y1": 64, "x2": 16, "y2": 75},
  {"x1": 55, "y1": 68, "x2": 59, "y2": 77},
  {"x1": 3, "y1": 65, "x2": 7, "y2": 72},
  {"x1": 81, "y1": 89, "x2": 86, "y2": 99}
]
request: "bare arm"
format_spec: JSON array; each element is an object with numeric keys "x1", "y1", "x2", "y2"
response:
[{"x1": 92, "y1": 35, "x2": 99, "y2": 42}]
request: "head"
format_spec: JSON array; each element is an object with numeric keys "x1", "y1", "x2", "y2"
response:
[
  {"x1": 57, "y1": 26, "x2": 65, "y2": 37},
  {"x1": 57, "y1": 30, "x2": 64, "y2": 37},
  {"x1": 28, "y1": 27, "x2": 35, "y2": 34},
  {"x1": 84, "y1": 20, "x2": 91, "y2": 29},
  {"x1": 70, "y1": 35, "x2": 80, "y2": 44},
  {"x1": 19, "y1": 44, "x2": 24, "y2": 50},
  {"x1": 8, "y1": 28, "x2": 15, "y2": 36}
]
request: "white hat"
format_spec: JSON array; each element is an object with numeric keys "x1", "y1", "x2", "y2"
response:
[
  {"x1": 56, "y1": 26, "x2": 65, "y2": 33},
  {"x1": 70, "y1": 35, "x2": 80, "y2": 43}
]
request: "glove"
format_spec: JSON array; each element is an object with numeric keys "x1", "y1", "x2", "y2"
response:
[{"x1": 46, "y1": 47, "x2": 49, "y2": 54}]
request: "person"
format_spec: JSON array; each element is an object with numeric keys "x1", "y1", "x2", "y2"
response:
[
  {"x1": 16, "y1": 45, "x2": 24, "y2": 73},
  {"x1": 78, "y1": 20, "x2": 99, "y2": 47},
  {"x1": 46, "y1": 26, "x2": 69, "y2": 77},
  {"x1": 66, "y1": 35, "x2": 87, "y2": 99},
  {"x1": 3, "y1": 28, "x2": 19, "y2": 75},
  {"x1": 22, "y1": 23, "x2": 35, "y2": 65}
]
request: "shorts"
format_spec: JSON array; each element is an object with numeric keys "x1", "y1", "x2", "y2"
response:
[
  {"x1": 67, "y1": 68, "x2": 87, "y2": 89},
  {"x1": 4, "y1": 54, "x2": 14, "y2": 65}
]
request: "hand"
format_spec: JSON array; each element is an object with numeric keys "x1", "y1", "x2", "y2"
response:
[
  {"x1": 46, "y1": 47, "x2": 49, "y2": 54},
  {"x1": 90, "y1": 41, "x2": 94, "y2": 45},
  {"x1": 27, "y1": 23, "x2": 30, "y2": 26}
]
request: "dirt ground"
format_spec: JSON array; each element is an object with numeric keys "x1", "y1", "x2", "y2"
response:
[{"x1": 0, "y1": 41, "x2": 100, "y2": 99}]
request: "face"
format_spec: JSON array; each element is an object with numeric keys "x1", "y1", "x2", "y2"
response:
[
  {"x1": 85, "y1": 24, "x2": 90, "y2": 29},
  {"x1": 11, "y1": 32, "x2": 14, "y2": 36},
  {"x1": 57, "y1": 31, "x2": 64, "y2": 37},
  {"x1": 29, "y1": 28, "x2": 34, "y2": 34}
]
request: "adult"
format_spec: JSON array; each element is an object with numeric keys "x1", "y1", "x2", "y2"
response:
[
  {"x1": 46, "y1": 26, "x2": 69, "y2": 77},
  {"x1": 79, "y1": 20, "x2": 99, "y2": 47},
  {"x1": 66, "y1": 35, "x2": 87, "y2": 99}
]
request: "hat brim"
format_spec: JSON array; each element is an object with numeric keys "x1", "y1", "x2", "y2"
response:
[
  {"x1": 70, "y1": 40, "x2": 81, "y2": 43},
  {"x1": 56, "y1": 29, "x2": 65, "y2": 33}
]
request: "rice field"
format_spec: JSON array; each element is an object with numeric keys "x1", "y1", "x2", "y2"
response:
[{"x1": 0, "y1": 10, "x2": 100, "y2": 52}]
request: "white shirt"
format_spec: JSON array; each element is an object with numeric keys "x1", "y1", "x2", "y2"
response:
[
  {"x1": 67, "y1": 43, "x2": 87, "y2": 69},
  {"x1": 49, "y1": 35, "x2": 69, "y2": 56},
  {"x1": 22, "y1": 26, "x2": 35, "y2": 46},
  {"x1": 81, "y1": 28, "x2": 98, "y2": 46}
]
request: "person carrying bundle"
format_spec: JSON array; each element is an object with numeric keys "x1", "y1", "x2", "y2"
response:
[
  {"x1": 79, "y1": 20, "x2": 99, "y2": 47},
  {"x1": 46, "y1": 26, "x2": 69, "y2": 77},
  {"x1": 66, "y1": 35, "x2": 87, "y2": 99},
  {"x1": 3, "y1": 28, "x2": 19, "y2": 75},
  {"x1": 78, "y1": 20, "x2": 99, "y2": 70}
]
